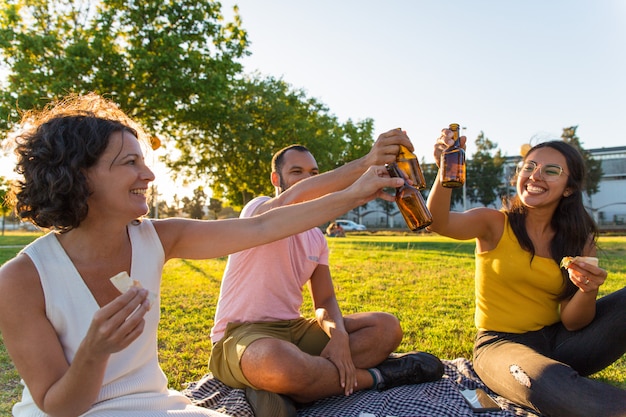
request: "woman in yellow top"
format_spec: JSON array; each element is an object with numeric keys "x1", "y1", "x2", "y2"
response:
[{"x1": 427, "y1": 129, "x2": 626, "y2": 417}]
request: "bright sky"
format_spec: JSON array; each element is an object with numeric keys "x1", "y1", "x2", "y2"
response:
[
  {"x1": 220, "y1": 0, "x2": 626, "y2": 163},
  {"x1": 2, "y1": 1, "x2": 625, "y2": 202}
]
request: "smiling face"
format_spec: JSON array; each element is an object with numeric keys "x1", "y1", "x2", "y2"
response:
[
  {"x1": 516, "y1": 146, "x2": 572, "y2": 210},
  {"x1": 85, "y1": 130, "x2": 155, "y2": 222}
]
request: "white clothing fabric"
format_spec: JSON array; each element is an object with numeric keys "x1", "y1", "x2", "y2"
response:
[
  {"x1": 13, "y1": 220, "x2": 223, "y2": 416},
  {"x1": 210, "y1": 196, "x2": 329, "y2": 343}
]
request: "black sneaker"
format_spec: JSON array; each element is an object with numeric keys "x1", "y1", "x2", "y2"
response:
[
  {"x1": 374, "y1": 351, "x2": 444, "y2": 390},
  {"x1": 244, "y1": 387, "x2": 297, "y2": 417}
]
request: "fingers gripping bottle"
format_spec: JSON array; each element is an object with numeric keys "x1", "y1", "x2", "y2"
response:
[
  {"x1": 440, "y1": 123, "x2": 466, "y2": 188},
  {"x1": 386, "y1": 163, "x2": 433, "y2": 231}
]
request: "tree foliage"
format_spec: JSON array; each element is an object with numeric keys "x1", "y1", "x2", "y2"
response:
[
  {"x1": 560, "y1": 126, "x2": 603, "y2": 198},
  {"x1": 466, "y1": 131, "x2": 505, "y2": 208},
  {"x1": 182, "y1": 186, "x2": 207, "y2": 219},
  {"x1": 207, "y1": 197, "x2": 222, "y2": 219},
  {"x1": 0, "y1": 0, "x2": 248, "y2": 139},
  {"x1": 167, "y1": 74, "x2": 376, "y2": 207},
  {"x1": 0, "y1": 2, "x2": 376, "y2": 208},
  {"x1": 0, "y1": 176, "x2": 11, "y2": 235}
]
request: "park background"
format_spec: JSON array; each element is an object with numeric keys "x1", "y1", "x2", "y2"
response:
[{"x1": 1, "y1": 0, "x2": 626, "y2": 414}]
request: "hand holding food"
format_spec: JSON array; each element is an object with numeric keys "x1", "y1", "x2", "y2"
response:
[
  {"x1": 559, "y1": 256, "x2": 606, "y2": 291},
  {"x1": 559, "y1": 256, "x2": 599, "y2": 269},
  {"x1": 110, "y1": 271, "x2": 157, "y2": 308}
]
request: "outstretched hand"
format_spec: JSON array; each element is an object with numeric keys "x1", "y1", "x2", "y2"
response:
[
  {"x1": 346, "y1": 165, "x2": 404, "y2": 205},
  {"x1": 364, "y1": 128, "x2": 415, "y2": 167}
]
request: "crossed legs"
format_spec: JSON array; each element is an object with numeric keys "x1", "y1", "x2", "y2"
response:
[{"x1": 240, "y1": 312, "x2": 402, "y2": 403}]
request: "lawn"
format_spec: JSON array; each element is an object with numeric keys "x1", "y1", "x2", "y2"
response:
[{"x1": 1, "y1": 231, "x2": 625, "y2": 414}]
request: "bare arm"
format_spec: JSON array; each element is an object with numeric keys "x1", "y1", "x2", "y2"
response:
[
  {"x1": 156, "y1": 165, "x2": 404, "y2": 260},
  {"x1": 308, "y1": 265, "x2": 356, "y2": 396},
  {"x1": 0, "y1": 256, "x2": 150, "y2": 417},
  {"x1": 255, "y1": 128, "x2": 414, "y2": 215},
  {"x1": 426, "y1": 129, "x2": 502, "y2": 248}
]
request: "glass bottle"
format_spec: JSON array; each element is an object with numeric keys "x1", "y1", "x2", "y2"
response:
[
  {"x1": 440, "y1": 123, "x2": 466, "y2": 188},
  {"x1": 386, "y1": 163, "x2": 433, "y2": 231},
  {"x1": 396, "y1": 144, "x2": 427, "y2": 190}
]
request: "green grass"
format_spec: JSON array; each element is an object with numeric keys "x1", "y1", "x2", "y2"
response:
[{"x1": 1, "y1": 231, "x2": 625, "y2": 413}]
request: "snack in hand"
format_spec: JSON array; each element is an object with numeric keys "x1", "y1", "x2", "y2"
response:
[
  {"x1": 560, "y1": 256, "x2": 599, "y2": 269},
  {"x1": 110, "y1": 271, "x2": 157, "y2": 307}
]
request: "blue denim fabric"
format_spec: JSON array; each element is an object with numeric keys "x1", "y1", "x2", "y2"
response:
[{"x1": 473, "y1": 287, "x2": 626, "y2": 417}]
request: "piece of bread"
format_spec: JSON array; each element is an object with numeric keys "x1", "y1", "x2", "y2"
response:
[
  {"x1": 110, "y1": 271, "x2": 156, "y2": 307},
  {"x1": 560, "y1": 256, "x2": 599, "y2": 269}
]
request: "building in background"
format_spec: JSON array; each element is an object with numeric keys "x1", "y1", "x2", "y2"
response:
[{"x1": 346, "y1": 146, "x2": 626, "y2": 232}]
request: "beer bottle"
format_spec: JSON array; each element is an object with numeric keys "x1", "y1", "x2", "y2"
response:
[
  {"x1": 440, "y1": 123, "x2": 466, "y2": 188},
  {"x1": 396, "y1": 144, "x2": 427, "y2": 190},
  {"x1": 386, "y1": 163, "x2": 433, "y2": 231}
]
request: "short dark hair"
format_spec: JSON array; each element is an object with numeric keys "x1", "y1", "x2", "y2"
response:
[{"x1": 271, "y1": 144, "x2": 310, "y2": 174}]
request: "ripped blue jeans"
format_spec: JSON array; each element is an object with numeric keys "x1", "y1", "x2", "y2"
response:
[{"x1": 473, "y1": 287, "x2": 626, "y2": 417}]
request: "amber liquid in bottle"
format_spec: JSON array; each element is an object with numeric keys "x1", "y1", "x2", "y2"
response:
[
  {"x1": 387, "y1": 163, "x2": 433, "y2": 231},
  {"x1": 440, "y1": 123, "x2": 466, "y2": 188},
  {"x1": 396, "y1": 144, "x2": 427, "y2": 190}
]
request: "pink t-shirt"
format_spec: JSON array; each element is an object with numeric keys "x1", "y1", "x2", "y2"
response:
[{"x1": 210, "y1": 196, "x2": 329, "y2": 343}]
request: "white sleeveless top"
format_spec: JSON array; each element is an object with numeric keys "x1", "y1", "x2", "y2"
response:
[{"x1": 13, "y1": 220, "x2": 224, "y2": 417}]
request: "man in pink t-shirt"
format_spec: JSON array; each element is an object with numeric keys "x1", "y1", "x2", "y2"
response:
[{"x1": 209, "y1": 130, "x2": 444, "y2": 417}]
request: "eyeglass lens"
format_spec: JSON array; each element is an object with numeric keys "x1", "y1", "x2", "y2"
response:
[{"x1": 518, "y1": 162, "x2": 563, "y2": 182}]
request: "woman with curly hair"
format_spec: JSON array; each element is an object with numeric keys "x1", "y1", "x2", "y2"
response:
[
  {"x1": 0, "y1": 93, "x2": 402, "y2": 417},
  {"x1": 427, "y1": 129, "x2": 626, "y2": 417}
]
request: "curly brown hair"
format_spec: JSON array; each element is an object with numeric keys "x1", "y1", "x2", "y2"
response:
[{"x1": 9, "y1": 93, "x2": 149, "y2": 232}]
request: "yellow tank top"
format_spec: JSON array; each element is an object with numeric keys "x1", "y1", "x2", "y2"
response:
[{"x1": 475, "y1": 214, "x2": 563, "y2": 333}]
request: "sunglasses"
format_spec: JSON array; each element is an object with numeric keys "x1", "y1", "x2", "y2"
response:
[{"x1": 516, "y1": 161, "x2": 567, "y2": 182}]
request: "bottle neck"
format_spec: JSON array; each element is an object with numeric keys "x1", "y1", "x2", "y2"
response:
[{"x1": 386, "y1": 163, "x2": 410, "y2": 187}]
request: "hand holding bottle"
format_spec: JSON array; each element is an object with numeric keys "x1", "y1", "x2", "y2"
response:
[
  {"x1": 434, "y1": 125, "x2": 467, "y2": 166},
  {"x1": 386, "y1": 163, "x2": 433, "y2": 231},
  {"x1": 345, "y1": 165, "x2": 405, "y2": 206},
  {"x1": 440, "y1": 123, "x2": 466, "y2": 188},
  {"x1": 364, "y1": 128, "x2": 415, "y2": 167}
]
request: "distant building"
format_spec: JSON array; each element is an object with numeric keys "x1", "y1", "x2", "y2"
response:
[
  {"x1": 344, "y1": 145, "x2": 626, "y2": 231},
  {"x1": 587, "y1": 146, "x2": 626, "y2": 227}
]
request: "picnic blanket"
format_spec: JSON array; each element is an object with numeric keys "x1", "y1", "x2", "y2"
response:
[{"x1": 183, "y1": 358, "x2": 542, "y2": 417}]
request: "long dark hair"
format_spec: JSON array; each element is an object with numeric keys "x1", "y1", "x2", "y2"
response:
[{"x1": 503, "y1": 141, "x2": 598, "y2": 300}]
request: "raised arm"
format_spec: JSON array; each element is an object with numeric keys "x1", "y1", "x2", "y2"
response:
[
  {"x1": 258, "y1": 128, "x2": 414, "y2": 214},
  {"x1": 426, "y1": 128, "x2": 502, "y2": 245},
  {"x1": 157, "y1": 165, "x2": 404, "y2": 260}
]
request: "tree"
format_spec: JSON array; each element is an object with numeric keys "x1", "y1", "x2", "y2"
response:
[
  {"x1": 0, "y1": 2, "x2": 376, "y2": 209},
  {"x1": 207, "y1": 197, "x2": 223, "y2": 219},
  {"x1": 0, "y1": 176, "x2": 12, "y2": 235},
  {"x1": 561, "y1": 126, "x2": 603, "y2": 200},
  {"x1": 182, "y1": 186, "x2": 207, "y2": 219},
  {"x1": 0, "y1": 0, "x2": 248, "y2": 161},
  {"x1": 466, "y1": 131, "x2": 505, "y2": 208},
  {"x1": 168, "y1": 74, "x2": 375, "y2": 207}
]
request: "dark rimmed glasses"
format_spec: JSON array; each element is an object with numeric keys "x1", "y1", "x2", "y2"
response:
[{"x1": 516, "y1": 161, "x2": 567, "y2": 182}]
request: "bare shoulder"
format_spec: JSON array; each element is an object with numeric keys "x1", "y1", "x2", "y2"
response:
[
  {"x1": 0, "y1": 254, "x2": 41, "y2": 309},
  {"x1": 471, "y1": 208, "x2": 506, "y2": 252},
  {"x1": 0, "y1": 253, "x2": 41, "y2": 295},
  {"x1": 0, "y1": 253, "x2": 45, "y2": 328}
]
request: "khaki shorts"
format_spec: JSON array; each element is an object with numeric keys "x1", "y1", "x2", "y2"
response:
[{"x1": 208, "y1": 318, "x2": 330, "y2": 389}]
